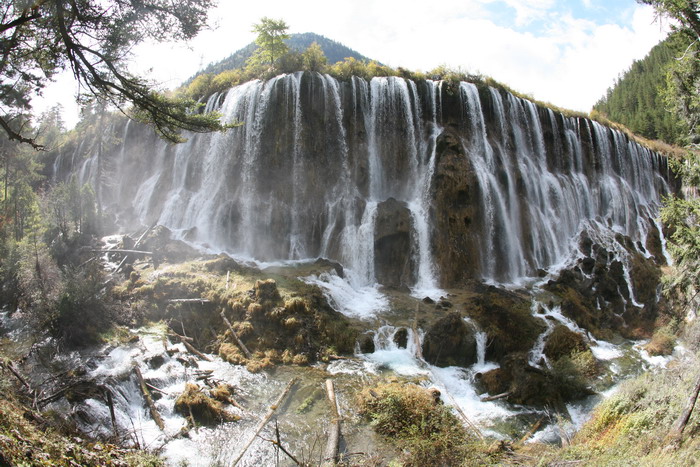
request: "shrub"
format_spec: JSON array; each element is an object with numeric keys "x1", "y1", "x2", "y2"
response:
[
  {"x1": 357, "y1": 383, "x2": 490, "y2": 466},
  {"x1": 644, "y1": 328, "x2": 676, "y2": 356}
]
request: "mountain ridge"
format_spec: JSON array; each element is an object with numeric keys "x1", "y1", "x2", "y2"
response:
[{"x1": 183, "y1": 32, "x2": 371, "y2": 85}]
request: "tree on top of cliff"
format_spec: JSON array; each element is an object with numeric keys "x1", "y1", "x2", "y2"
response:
[
  {"x1": 0, "y1": 0, "x2": 225, "y2": 148},
  {"x1": 246, "y1": 17, "x2": 290, "y2": 72}
]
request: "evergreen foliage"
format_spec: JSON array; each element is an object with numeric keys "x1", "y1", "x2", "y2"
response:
[
  {"x1": 0, "y1": 0, "x2": 225, "y2": 147},
  {"x1": 594, "y1": 33, "x2": 687, "y2": 144},
  {"x1": 646, "y1": 1, "x2": 700, "y2": 319}
]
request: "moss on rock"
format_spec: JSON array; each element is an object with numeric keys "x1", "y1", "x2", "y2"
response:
[
  {"x1": 174, "y1": 383, "x2": 239, "y2": 426},
  {"x1": 543, "y1": 325, "x2": 589, "y2": 361},
  {"x1": 467, "y1": 286, "x2": 546, "y2": 362}
]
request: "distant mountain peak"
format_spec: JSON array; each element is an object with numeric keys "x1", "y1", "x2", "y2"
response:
[{"x1": 184, "y1": 32, "x2": 371, "y2": 85}]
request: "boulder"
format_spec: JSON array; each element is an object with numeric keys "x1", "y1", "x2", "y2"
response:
[
  {"x1": 467, "y1": 286, "x2": 546, "y2": 363},
  {"x1": 543, "y1": 325, "x2": 589, "y2": 361},
  {"x1": 422, "y1": 312, "x2": 476, "y2": 367},
  {"x1": 393, "y1": 327, "x2": 408, "y2": 349}
]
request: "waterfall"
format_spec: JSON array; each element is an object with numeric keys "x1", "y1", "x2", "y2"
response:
[{"x1": 64, "y1": 72, "x2": 672, "y2": 305}]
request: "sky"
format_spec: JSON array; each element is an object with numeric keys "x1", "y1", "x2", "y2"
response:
[{"x1": 38, "y1": 0, "x2": 671, "y2": 128}]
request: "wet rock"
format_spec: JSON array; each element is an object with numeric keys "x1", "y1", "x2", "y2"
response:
[
  {"x1": 146, "y1": 354, "x2": 166, "y2": 369},
  {"x1": 373, "y1": 198, "x2": 416, "y2": 289},
  {"x1": 359, "y1": 334, "x2": 375, "y2": 354},
  {"x1": 393, "y1": 328, "x2": 408, "y2": 349},
  {"x1": 422, "y1": 296, "x2": 435, "y2": 305},
  {"x1": 422, "y1": 312, "x2": 477, "y2": 367},
  {"x1": 476, "y1": 368, "x2": 509, "y2": 396},
  {"x1": 140, "y1": 225, "x2": 200, "y2": 263},
  {"x1": 314, "y1": 258, "x2": 345, "y2": 278},
  {"x1": 479, "y1": 353, "x2": 593, "y2": 410}
]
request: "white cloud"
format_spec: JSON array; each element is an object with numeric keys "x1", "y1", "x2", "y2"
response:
[{"x1": 34, "y1": 0, "x2": 670, "y2": 127}]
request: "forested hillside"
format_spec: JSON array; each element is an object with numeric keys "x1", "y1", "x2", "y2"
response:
[
  {"x1": 593, "y1": 32, "x2": 688, "y2": 144},
  {"x1": 184, "y1": 32, "x2": 369, "y2": 84}
]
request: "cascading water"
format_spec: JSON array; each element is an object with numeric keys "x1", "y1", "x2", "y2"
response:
[{"x1": 65, "y1": 71, "x2": 672, "y2": 311}]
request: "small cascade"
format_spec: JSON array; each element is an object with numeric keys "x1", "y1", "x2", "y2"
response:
[
  {"x1": 359, "y1": 325, "x2": 426, "y2": 376},
  {"x1": 462, "y1": 317, "x2": 494, "y2": 373},
  {"x1": 528, "y1": 300, "x2": 624, "y2": 365}
]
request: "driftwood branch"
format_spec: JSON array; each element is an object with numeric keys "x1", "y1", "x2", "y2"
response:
[
  {"x1": 221, "y1": 310, "x2": 252, "y2": 359},
  {"x1": 146, "y1": 383, "x2": 170, "y2": 396},
  {"x1": 1, "y1": 361, "x2": 31, "y2": 391},
  {"x1": 322, "y1": 379, "x2": 341, "y2": 467},
  {"x1": 231, "y1": 378, "x2": 297, "y2": 466},
  {"x1": 516, "y1": 416, "x2": 544, "y2": 446},
  {"x1": 114, "y1": 225, "x2": 154, "y2": 274},
  {"x1": 170, "y1": 332, "x2": 212, "y2": 362},
  {"x1": 667, "y1": 371, "x2": 700, "y2": 445},
  {"x1": 134, "y1": 365, "x2": 164, "y2": 431}
]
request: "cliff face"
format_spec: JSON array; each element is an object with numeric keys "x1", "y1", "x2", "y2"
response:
[{"x1": 58, "y1": 71, "x2": 674, "y2": 290}]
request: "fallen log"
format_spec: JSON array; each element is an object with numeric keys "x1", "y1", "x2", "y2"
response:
[
  {"x1": 328, "y1": 355, "x2": 352, "y2": 361},
  {"x1": 168, "y1": 299, "x2": 211, "y2": 304},
  {"x1": 480, "y1": 391, "x2": 512, "y2": 402},
  {"x1": 221, "y1": 310, "x2": 252, "y2": 359},
  {"x1": 94, "y1": 249, "x2": 153, "y2": 255},
  {"x1": 134, "y1": 365, "x2": 164, "y2": 431},
  {"x1": 105, "y1": 388, "x2": 119, "y2": 438},
  {"x1": 322, "y1": 379, "x2": 341, "y2": 467},
  {"x1": 666, "y1": 371, "x2": 700, "y2": 446},
  {"x1": 412, "y1": 317, "x2": 424, "y2": 361},
  {"x1": 231, "y1": 378, "x2": 297, "y2": 466}
]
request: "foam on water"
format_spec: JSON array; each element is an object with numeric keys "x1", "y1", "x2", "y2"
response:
[{"x1": 303, "y1": 272, "x2": 389, "y2": 319}]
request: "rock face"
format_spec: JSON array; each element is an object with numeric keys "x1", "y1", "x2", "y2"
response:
[
  {"x1": 374, "y1": 198, "x2": 416, "y2": 289},
  {"x1": 546, "y1": 228, "x2": 665, "y2": 340},
  {"x1": 431, "y1": 130, "x2": 482, "y2": 285},
  {"x1": 422, "y1": 312, "x2": 477, "y2": 367}
]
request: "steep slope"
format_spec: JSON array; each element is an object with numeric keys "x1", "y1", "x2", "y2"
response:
[
  {"x1": 184, "y1": 32, "x2": 370, "y2": 84},
  {"x1": 593, "y1": 32, "x2": 688, "y2": 144}
]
